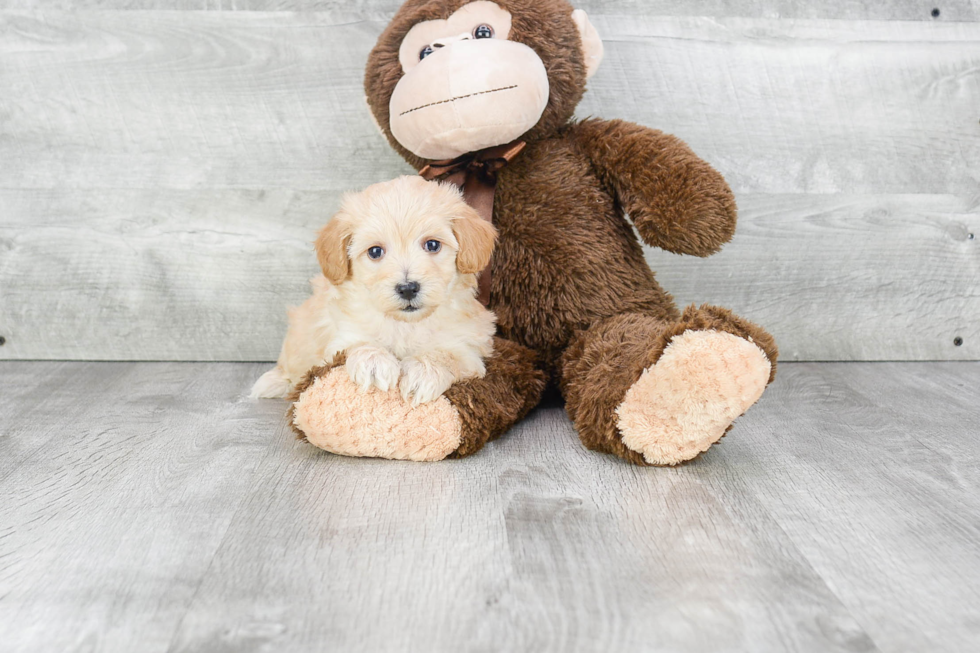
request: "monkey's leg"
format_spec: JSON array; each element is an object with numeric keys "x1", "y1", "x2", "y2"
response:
[
  {"x1": 560, "y1": 306, "x2": 778, "y2": 466},
  {"x1": 289, "y1": 337, "x2": 545, "y2": 461}
]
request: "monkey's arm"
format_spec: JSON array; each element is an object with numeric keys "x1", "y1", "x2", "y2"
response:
[{"x1": 571, "y1": 118, "x2": 737, "y2": 256}]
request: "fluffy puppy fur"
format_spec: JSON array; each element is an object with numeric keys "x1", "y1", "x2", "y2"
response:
[{"x1": 251, "y1": 175, "x2": 497, "y2": 405}]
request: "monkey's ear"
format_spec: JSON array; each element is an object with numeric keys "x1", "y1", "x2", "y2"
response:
[
  {"x1": 572, "y1": 9, "x2": 603, "y2": 79},
  {"x1": 315, "y1": 215, "x2": 353, "y2": 285},
  {"x1": 452, "y1": 208, "x2": 497, "y2": 275}
]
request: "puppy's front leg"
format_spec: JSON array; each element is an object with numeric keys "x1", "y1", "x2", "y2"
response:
[
  {"x1": 399, "y1": 353, "x2": 459, "y2": 406},
  {"x1": 345, "y1": 345, "x2": 401, "y2": 393}
]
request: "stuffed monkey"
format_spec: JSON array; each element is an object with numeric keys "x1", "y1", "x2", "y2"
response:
[{"x1": 290, "y1": 0, "x2": 778, "y2": 465}]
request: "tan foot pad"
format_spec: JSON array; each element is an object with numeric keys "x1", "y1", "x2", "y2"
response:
[
  {"x1": 292, "y1": 368, "x2": 462, "y2": 462},
  {"x1": 615, "y1": 330, "x2": 771, "y2": 466}
]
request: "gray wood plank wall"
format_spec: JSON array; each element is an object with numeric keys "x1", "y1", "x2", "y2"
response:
[{"x1": 1, "y1": 3, "x2": 978, "y2": 361}]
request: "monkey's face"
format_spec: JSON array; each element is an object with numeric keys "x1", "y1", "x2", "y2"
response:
[
  {"x1": 368, "y1": 0, "x2": 604, "y2": 164},
  {"x1": 389, "y1": 1, "x2": 547, "y2": 160}
]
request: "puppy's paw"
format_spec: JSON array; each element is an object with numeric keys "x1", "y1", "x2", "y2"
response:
[
  {"x1": 399, "y1": 358, "x2": 455, "y2": 406},
  {"x1": 345, "y1": 346, "x2": 401, "y2": 393}
]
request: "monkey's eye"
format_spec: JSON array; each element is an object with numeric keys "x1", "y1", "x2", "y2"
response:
[
  {"x1": 424, "y1": 239, "x2": 442, "y2": 253},
  {"x1": 419, "y1": 45, "x2": 434, "y2": 60},
  {"x1": 367, "y1": 246, "x2": 385, "y2": 260},
  {"x1": 473, "y1": 24, "x2": 494, "y2": 39}
]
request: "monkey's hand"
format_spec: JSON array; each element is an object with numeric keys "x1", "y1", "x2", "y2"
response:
[{"x1": 572, "y1": 118, "x2": 737, "y2": 257}]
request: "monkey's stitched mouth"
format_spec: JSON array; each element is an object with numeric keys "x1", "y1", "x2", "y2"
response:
[{"x1": 399, "y1": 85, "x2": 519, "y2": 116}]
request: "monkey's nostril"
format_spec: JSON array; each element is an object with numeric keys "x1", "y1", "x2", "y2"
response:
[{"x1": 395, "y1": 281, "x2": 421, "y2": 300}]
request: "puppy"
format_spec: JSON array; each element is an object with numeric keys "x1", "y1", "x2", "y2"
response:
[{"x1": 251, "y1": 175, "x2": 497, "y2": 405}]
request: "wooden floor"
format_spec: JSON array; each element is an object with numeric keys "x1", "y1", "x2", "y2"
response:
[{"x1": 0, "y1": 361, "x2": 978, "y2": 652}]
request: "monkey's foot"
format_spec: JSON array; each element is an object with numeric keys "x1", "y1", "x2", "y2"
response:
[
  {"x1": 615, "y1": 330, "x2": 770, "y2": 465},
  {"x1": 292, "y1": 367, "x2": 461, "y2": 462}
]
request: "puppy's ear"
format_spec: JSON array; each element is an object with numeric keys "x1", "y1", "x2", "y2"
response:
[
  {"x1": 452, "y1": 208, "x2": 497, "y2": 275},
  {"x1": 315, "y1": 214, "x2": 353, "y2": 284}
]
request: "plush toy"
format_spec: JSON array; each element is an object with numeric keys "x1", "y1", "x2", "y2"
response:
[{"x1": 289, "y1": 0, "x2": 778, "y2": 465}]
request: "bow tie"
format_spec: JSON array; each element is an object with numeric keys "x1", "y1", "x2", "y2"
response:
[{"x1": 419, "y1": 140, "x2": 526, "y2": 306}]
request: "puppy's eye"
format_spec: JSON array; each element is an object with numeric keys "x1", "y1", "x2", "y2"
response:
[
  {"x1": 419, "y1": 45, "x2": 434, "y2": 60},
  {"x1": 367, "y1": 246, "x2": 385, "y2": 260},
  {"x1": 423, "y1": 239, "x2": 442, "y2": 253},
  {"x1": 473, "y1": 24, "x2": 494, "y2": 39}
]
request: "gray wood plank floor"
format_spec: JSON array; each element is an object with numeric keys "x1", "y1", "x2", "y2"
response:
[{"x1": 1, "y1": 361, "x2": 978, "y2": 652}]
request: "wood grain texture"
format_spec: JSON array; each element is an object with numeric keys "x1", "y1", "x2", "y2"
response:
[
  {"x1": 1, "y1": 191, "x2": 976, "y2": 361},
  {"x1": 0, "y1": 362, "x2": 128, "y2": 479},
  {"x1": 0, "y1": 188, "x2": 324, "y2": 361},
  {"x1": 653, "y1": 194, "x2": 980, "y2": 361},
  {"x1": 469, "y1": 410, "x2": 875, "y2": 653},
  {"x1": 0, "y1": 11, "x2": 410, "y2": 191},
  {"x1": 1, "y1": 360, "x2": 978, "y2": 651},
  {"x1": 1, "y1": 11, "x2": 979, "y2": 361},
  {"x1": 1, "y1": 1, "x2": 978, "y2": 22},
  {"x1": 168, "y1": 396, "x2": 876, "y2": 653},
  {"x1": 0, "y1": 362, "x2": 285, "y2": 653},
  {"x1": 2, "y1": 13, "x2": 977, "y2": 193},
  {"x1": 726, "y1": 362, "x2": 980, "y2": 653},
  {"x1": 581, "y1": 16, "x2": 980, "y2": 196}
]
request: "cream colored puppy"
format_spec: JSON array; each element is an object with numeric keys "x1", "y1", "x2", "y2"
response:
[{"x1": 251, "y1": 175, "x2": 497, "y2": 405}]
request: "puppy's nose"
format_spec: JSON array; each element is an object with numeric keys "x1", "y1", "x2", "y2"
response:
[{"x1": 395, "y1": 281, "x2": 420, "y2": 300}]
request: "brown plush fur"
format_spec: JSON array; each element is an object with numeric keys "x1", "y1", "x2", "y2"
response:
[
  {"x1": 293, "y1": 0, "x2": 778, "y2": 463},
  {"x1": 444, "y1": 337, "x2": 547, "y2": 456},
  {"x1": 560, "y1": 305, "x2": 777, "y2": 465}
]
